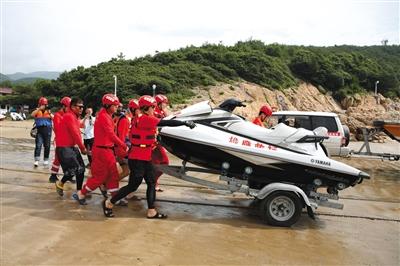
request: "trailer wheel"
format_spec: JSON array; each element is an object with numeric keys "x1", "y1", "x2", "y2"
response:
[{"x1": 259, "y1": 191, "x2": 302, "y2": 227}]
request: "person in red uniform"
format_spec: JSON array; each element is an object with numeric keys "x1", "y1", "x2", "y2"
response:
[
  {"x1": 103, "y1": 95, "x2": 196, "y2": 218},
  {"x1": 128, "y1": 99, "x2": 140, "y2": 121},
  {"x1": 55, "y1": 97, "x2": 87, "y2": 197},
  {"x1": 49, "y1": 96, "x2": 71, "y2": 183},
  {"x1": 113, "y1": 103, "x2": 130, "y2": 160},
  {"x1": 74, "y1": 94, "x2": 127, "y2": 205},
  {"x1": 252, "y1": 105, "x2": 273, "y2": 128},
  {"x1": 152, "y1": 94, "x2": 170, "y2": 192},
  {"x1": 113, "y1": 103, "x2": 130, "y2": 183}
]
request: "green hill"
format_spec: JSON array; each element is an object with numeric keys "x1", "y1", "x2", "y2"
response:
[
  {"x1": 7, "y1": 71, "x2": 60, "y2": 80},
  {"x1": 0, "y1": 73, "x2": 10, "y2": 82},
  {"x1": 1, "y1": 41, "x2": 399, "y2": 108},
  {"x1": 12, "y1": 77, "x2": 43, "y2": 85}
]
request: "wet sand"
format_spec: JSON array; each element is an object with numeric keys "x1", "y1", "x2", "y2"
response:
[{"x1": 1, "y1": 120, "x2": 399, "y2": 265}]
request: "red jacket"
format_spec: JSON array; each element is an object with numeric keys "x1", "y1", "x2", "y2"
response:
[
  {"x1": 55, "y1": 110, "x2": 85, "y2": 150},
  {"x1": 114, "y1": 114, "x2": 130, "y2": 158},
  {"x1": 154, "y1": 107, "x2": 167, "y2": 119},
  {"x1": 252, "y1": 117, "x2": 265, "y2": 128},
  {"x1": 128, "y1": 114, "x2": 160, "y2": 161},
  {"x1": 94, "y1": 108, "x2": 126, "y2": 149},
  {"x1": 53, "y1": 110, "x2": 65, "y2": 136},
  {"x1": 115, "y1": 114, "x2": 130, "y2": 143}
]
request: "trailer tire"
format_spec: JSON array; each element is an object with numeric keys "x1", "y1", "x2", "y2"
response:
[{"x1": 259, "y1": 191, "x2": 302, "y2": 227}]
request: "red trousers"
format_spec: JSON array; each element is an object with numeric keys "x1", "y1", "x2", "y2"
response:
[
  {"x1": 151, "y1": 144, "x2": 169, "y2": 186},
  {"x1": 81, "y1": 147, "x2": 119, "y2": 195},
  {"x1": 51, "y1": 151, "x2": 60, "y2": 174}
]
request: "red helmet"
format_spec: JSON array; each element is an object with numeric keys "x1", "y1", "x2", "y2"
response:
[
  {"x1": 38, "y1": 97, "x2": 48, "y2": 106},
  {"x1": 128, "y1": 99, "x2": 139, "y2": 109},
  {"x1": 138, "y1": 95, "x2": 157, "y2": 108},
  {"x1": 260, "y1": 105, "x2": 272, "y2": 116},
  {"x1": 155, "y1": 94, "x2": 168, "y2": 104},
  {"x1": 102, "y1": 93, "x2": 120, "y2": 105},
  {"x1": 60, "y1": 97, "x2": 71, "y2": 107}
]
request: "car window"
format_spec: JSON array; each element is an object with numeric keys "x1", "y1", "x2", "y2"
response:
[
  {"x1": 293, "y1": 116, "x2": 312, "y2": 130},
  {"x1": 268, "y1": 115, "x2": 280, "y2": 127},
  {"x1": 278, "y1": 115, "x2": 312, "y2": 129},
  {"x1": 311, "y1": 116, "x2": 338, "y2": 132}
]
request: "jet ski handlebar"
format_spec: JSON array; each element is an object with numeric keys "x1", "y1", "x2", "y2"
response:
[
  {"x1": 296, "y1": 135, "x2": 329, "y2": 143},
  {"x1": 218, "y1": 98, "x2": 246, "y2": 112}
]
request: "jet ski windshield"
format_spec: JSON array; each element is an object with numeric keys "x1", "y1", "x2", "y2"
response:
[{"x1": 174, "y1": 101, "x2": 213, "y2": 118}]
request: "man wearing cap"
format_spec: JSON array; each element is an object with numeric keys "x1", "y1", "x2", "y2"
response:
[
  {"x1": 31, "y1": 97, "x2": 53, "y2": 167},
  {"x1": 48, "y1": 96, "x2": 71, "y2": 183},
  {"x1": 74, "y1": 94, "x2": 127, "y2": 205},
  {"x1": 54, "y1": 97, "x2": 87, "y2": 197},
  {"x1": 152, "y1": 94, "x2": 170, "y2": 192},
  {"x1": 103, "y1": 95, "x2": 196, "y2": 218},
  {"x1": 252, "y1": 104, "x2": 273, "y2": 128}
]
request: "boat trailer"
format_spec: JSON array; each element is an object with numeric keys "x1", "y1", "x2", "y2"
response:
[
  {"x1": 351, "y1": 120, "x2": 400, "y2": 161},
  {"x1": 156, "y1": 162, "x2": 344, "y2": 227}
]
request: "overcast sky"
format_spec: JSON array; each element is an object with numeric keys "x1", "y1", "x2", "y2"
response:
[{"x1": 1, "y1": 0, "x2": 399, "y2": 74}]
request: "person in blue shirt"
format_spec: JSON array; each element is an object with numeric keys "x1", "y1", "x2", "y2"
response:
[{"x1": 31, "y1": 97, "x2": 53, "y2": 167}]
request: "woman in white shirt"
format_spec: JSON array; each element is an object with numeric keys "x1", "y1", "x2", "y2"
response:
[{"x1": 82, "y1": 108, "x2": 95, "y2": 166}]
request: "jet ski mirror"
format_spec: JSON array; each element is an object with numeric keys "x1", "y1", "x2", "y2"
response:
[{"x1": 219, "y1": 98, "x2": 246, "y2": 112}]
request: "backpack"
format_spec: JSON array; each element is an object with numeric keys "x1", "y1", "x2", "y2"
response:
[{"x1": 30, "y1": 123, "x2": 37, "y2": 138}]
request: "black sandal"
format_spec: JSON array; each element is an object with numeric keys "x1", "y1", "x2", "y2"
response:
[
  {"x1": 72, "y1": 193, "x2": 87, "y2": 205},
  {"x1": 102, "y1": 199, "x2": 114, "y2": 217},
  {"x1": 147, "y1": 212, "x2": 167, "y2": 219}
]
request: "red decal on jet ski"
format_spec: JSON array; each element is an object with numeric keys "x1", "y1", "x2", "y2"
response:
[
  {"x1": 268, "y1": 145, "x2": 277, "y2": 151},
  {"x1": 229, "y1": 136, "x2": 238, "y2": 144},
  {"x1": 254, "y1": 142, "x2": 265, "y2": 149},
  {"x1": 242, "y1": 140, "x2": 251, "y2": 146}
]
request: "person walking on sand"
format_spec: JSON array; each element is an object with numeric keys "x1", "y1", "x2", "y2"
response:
[
  {"x1": 31, "y1": 97, "x2": 53, "y2": 167},
  {"x1": 54, "y1": 98, "x2": 87, "y2": 198},
  {"x1": 113, "y1": 103, "x2": 130, "y2": 180},
  {"x1": 152, "y1": 94, "x2": 170, "y2": 192},
  {"x1": 48, "y1": 97, "x2": 71, "y2": 183},
  {"x1": 102, "y1": 95, "x2": 196, "y2": 218},
  {"x1": 73, "y1": 94, "x2": 127, "y2": 205},
  {"x1": 82, "y1": 107, "x2": 95, "y2": 167}
]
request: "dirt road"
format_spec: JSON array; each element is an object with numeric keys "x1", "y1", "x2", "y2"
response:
[{"x1": 1, "y1": 120, "x2": 399, "y2": 265}]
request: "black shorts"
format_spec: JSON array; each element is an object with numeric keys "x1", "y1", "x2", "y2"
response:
[{"x1": 56, "y1": 147, "x2": 85, "y2": 177}]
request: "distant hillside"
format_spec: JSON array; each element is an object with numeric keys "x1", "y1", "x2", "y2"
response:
[
  {"x1": 12, "y1": 77, "x2": 43, "y2": 85},
  {"x1": 6, "y1": 71, "x2": 60, "y2": 80},
  {"x1": 0, "y1": 73, "x2": 10, "y2": 82},
  {"x1": 40, "y1": 41, "x2": 399, "y2": 108}
]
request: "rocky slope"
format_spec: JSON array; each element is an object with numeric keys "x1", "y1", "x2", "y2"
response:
[{"x1": 178, "y1": 81, "x2": 400, "y2": 135}]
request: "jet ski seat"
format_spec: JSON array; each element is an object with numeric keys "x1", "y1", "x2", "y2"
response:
[{"x1": 227, "y1": 121, "x2": 327, "y2": 144}]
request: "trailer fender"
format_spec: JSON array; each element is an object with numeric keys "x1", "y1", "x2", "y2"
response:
[{"x1": 255, "y1": 183, "x2": 311, "y2": 207}]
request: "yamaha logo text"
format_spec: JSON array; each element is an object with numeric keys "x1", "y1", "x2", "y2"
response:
[{"x1": 310, "y1": 159, "x2": 331, "y2": 166}]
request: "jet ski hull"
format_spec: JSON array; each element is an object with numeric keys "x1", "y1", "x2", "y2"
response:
[{"x1": 160, "y1": 134, "x2": 362, "y2": 189}]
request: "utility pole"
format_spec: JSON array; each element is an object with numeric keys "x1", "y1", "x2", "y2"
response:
[
  {"x1": 152, "y1": 84, "x2": 156, "y2": 97},
  {"x1": 374, "y1": 80, "x2": 379, "y2": 104},
  {"x1": 113, "y1": 75, "x2": 117, "y2": 96}
]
